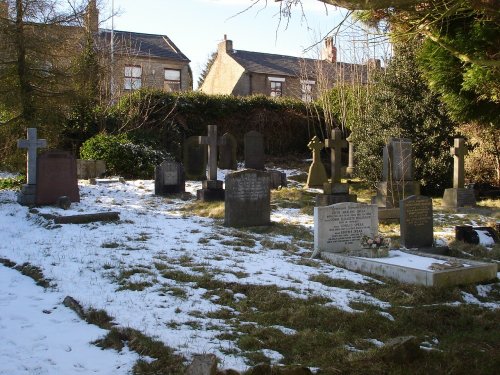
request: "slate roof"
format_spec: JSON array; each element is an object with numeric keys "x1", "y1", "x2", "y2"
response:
[
  {"x1": 229, "y1": 49, "x2": 366, "y2": 82},
  {"x1": 99, "y1": 29, "x2": 190, "y2": 62}
]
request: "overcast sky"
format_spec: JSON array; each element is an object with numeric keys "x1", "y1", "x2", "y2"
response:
[{"x1": 100, "y1": 0, "x2": 387, "y2": 88}]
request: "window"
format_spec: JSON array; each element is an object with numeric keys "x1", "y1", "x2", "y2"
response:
[
  {"x1": 164, "y1": 69, "x2": 181, "y2": 92},
  {"x1": 301, "y1": 80, "x2": 315, "y2": 102},
  {"x1": 268, "y1": 77, "x2": 285, "y2": 97},
  {"x1": 124, "y1": 65, "x2": 142, "y2": 90}
]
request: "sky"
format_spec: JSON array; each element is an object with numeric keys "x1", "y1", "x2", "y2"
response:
[
  {"x1": 1, "y1": 167, "x2": 499, "y2": 373},
  {"x1": 99, "y1": 0, "x2": 386, "y2": 88}
]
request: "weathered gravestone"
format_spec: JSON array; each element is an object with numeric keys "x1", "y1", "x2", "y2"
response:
[
  {"x1": 400, "y1": 195, "x2": 434, "y2": 249},
  {"x1": 375, "y1": 138, "x2": 420, "y2": 209},
  {"x1": 76, "y1": 159, "x2": 106, "y2": 179},
  {"x1": 305, "y1": 136, "x2": 328, "y2": 188},
  {"x1": 218, "y1": 132, "x2": 237, "y2": 170},
  {"x1": 154, "y1": 160, "x2": 185, "y2": 195},
  {"x1": 316, "y1": 128, "x2": 357, "y2": 206},
  {"x1": 197, "y1": 125, "x2": 225, "y2": 201},
  {"x1": 17, "y1": 128, "x2": 47, "y2": 205},
  {"x1": 244, "y1": 130, "x2": 265, "y2": 170},
  {"x1": 314, "y1": 202, "x2": 378, "y2": 254},
  {"x1": 36, "y1": 151, "x2": 80, "y2": 205},
  {"x1": 225, "y1": 169, "x2": 271, "y2": 227},
  {"x1": 442, "y1": 138, "x2": 476, "y2": 208},
  {"x1": 183, "y1": 136, "x2": 207, "y2": 180},
  {"x1": 267, "y1": 169, "x2": 287, "y2": 189}
]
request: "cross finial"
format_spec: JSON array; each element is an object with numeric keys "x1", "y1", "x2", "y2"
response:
[
  {"x1": 324, "y1": 128, "x2": 347, "y2": 183},
  {"x1": 17, "y1": 128, "x2": 47, "y2": 185},
  {"x1": 199, "y1": 125, "x2": 225, "y2": 181},
  {"x1": 450, "y1": 138, "x2": 466, "y2": 188}
]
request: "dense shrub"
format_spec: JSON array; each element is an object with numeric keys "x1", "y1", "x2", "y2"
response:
[{"x1": 80, "y1": 134, "x2": 168, "y2": 179}]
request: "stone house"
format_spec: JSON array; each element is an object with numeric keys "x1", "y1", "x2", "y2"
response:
[{"x1": 200, "y1": 36, "x2": 378, "y2": 101}]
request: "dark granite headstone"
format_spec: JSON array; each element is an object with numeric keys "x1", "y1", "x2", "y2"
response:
[
  {"x1": 218, "y1": 132, "x2": 237, "y2": 170},
  {"x1": 154, "y1": 160, "x2": 185, "y2": 196},
  {"x1": 244, "y1": 131, "x2": 265, "y2": 170},
  {"x1": 36, "y1": 151, "x2": 80, "y2": 205},
  {"x1": 400, "y1": 195, "x2": 433, "y2": 248},
  {"x1": 183, "y1": 136, "x2": 207, "y2": 180},
  {"x1": 225, "y1": 169, "x2": 271, "y2": 227}
]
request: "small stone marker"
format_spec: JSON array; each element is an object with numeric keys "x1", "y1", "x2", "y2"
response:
[
  {"x1": 183, "y1": 136, "x2": 207, "y2": 180},
  {"x1": 314, "y1": 202, "x2": 378, "y2": 253},
  {"x1": 225, "y1": 169, "x2": 271, "y2": 227},
  {"x1": 244, "y1": 130, "x2": 265, "y2": 170},
  {"x1": 306, "y1": 136, "x2": 328, "y2": 188},
  {"x1": 218, "y1": 132, "x2": 237, "y2": 170},
  {"x1": 36, "y1": 151, "x2": 80, "y2": 205},
  {"x1": 442, "y1": 138, "x2": 476, "y2": 208},
  {"x1": 17, "y1": 128, "x2": 47, "y2": 205},
  {"x1": 76, "y1": 159, "x2": 106, "y2": 179},
  {"x1": 400, "y1": 195, "x2": 434, "y2": 249},
  {"x1": 154, "y1": 160, "x2": 185, "y2": 196}
]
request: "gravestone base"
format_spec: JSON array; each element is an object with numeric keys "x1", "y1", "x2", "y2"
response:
[
  {"x1": 316, "y1": 194, "x2": 357, "y2": 207},
  {"x1": 323, "y1": 182, "x2": 349, "y2": 195},
  {"x1": 320, "y1": 250, "x2": 497, "y2": 287},
  {"x1": 17, "y1": 184, "x2": 36, "y2": 206},
  {"x1": 377, "y1": 208, "x2": 400, "y2": 223},
  {"x1": 442, "y1": 188, "x2": 476, "y2": 208},
  {"x1": 376, "y1": 181, "x2": 420, "y2": 208},
  {"x1": 197, "y1": 180, "x2": 224, "y2": 202}
]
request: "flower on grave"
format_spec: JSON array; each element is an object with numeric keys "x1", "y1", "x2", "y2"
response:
[{"x1": 361, "y1": 235, "x2": 389, "y2": 249}]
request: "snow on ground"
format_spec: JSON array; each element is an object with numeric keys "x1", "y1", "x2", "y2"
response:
[
  {"x1": 0, "y1": 264, "x2": 139, "y2": 374},
  {"x1": 0, "y1": 171, "x2": 499, "y2": 374}
]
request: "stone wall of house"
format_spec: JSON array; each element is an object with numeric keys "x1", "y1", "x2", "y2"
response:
[{"x1": 200, "y1": 51, "x2": 245, "y2": 95}]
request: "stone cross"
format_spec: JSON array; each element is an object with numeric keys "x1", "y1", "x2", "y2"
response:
[
  {"x1": 308, "y1": 136, "x2": 324, "y2": 164},
  {"x1": 17, "y1": 128, "x2": 47, "y2": 185},
  {"x1": 199, "y1": 125, "x2": 225, "y2": 181},
  {"x1": 324, "y1": 128, "x2": 347, "y2": 183},
  {"x1": 450, "y1": 138, "x2": 466, "y2": 189}
]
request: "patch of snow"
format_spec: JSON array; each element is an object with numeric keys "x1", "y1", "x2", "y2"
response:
[
  {"x1": 476, "y1": 229, "x2": 495, "y2": 246},
  {"x1": 0, "y1": 172, "x2": 19, "y2": 179},
  {"x1": 365, "y1": 338, "x2": 384, "y2": 347},
  {"x1": 461, "y1": 292, "x2": 500, "y2": 310}
]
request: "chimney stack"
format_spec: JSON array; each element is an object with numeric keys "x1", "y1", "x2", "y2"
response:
[
  {"x1": 218, "y1": 34, "x2": 233, "y2": 54},
  {"x1": 0, "y1": 1, "x2": 8, "y2": 20},
  {"x1": 85, "y1": 0, "x2": 98, "y2": 33},
  {"x1": 321, "y1": 36, "x2": 337, "y2": 63}
]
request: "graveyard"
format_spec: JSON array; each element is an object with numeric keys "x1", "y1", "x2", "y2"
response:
[{"x1": 0, "y1": 146, "x2": 499, "y2": 374}]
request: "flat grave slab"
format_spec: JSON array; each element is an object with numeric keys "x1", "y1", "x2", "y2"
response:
[{"x1": 321, "y1": 250, "x2": 497, "y2": 287}]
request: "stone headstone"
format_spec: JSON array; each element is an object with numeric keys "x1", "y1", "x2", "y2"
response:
[
  {"x1": 183, "y1": 136, "x2": 207, "y2": 180},
  {"x1": 324, "y1": 128, "x2": 347, "y2": 184},
  {"x1": 346, "y1": 134, "x2": 355, "y2": 178},
  {"x1": 225, "y1": 169, "x2": 271, "y2": 227},
  {"x1": 154, "y1": 160, "x2": 185, "y2": 195},
  {"x1": 306, "y1": 136, "x2": 328, "y2": 188},
  {"x1": 36, "y1": 151, "x2": 80, "y2": 205},
  {"x1": 400, "y1": 195, "x2": 433, "y2": 249},
  {"x1": 383, "y1": 138, "x2": 413, "y2": 182},
  {"x1": 17, "y1": 128, "x2": 47, "y2": 206},
  {"x1": 76, "y1": 159, "x2": 106, "y2": 179},
  {"x1": 314, "y1": 202, "x2": 378, "y2": 253},
  {"x1": 455, "y1": 225, "x2": 499, "y2": 245},
  {"x1": 267, "y1": 169, "x2": 287, "y2": 189},
  {"x1": 442, "y1": 138, "x2": 476, "y2": 208},
  {"x1": 244, "y1": 131, "x2": 265, "y2": 170},
  {"x1": 376, "y1": 138, "x2": 420, "y2": 211},
  {"x1": 218, "y1": 132, "x2": 237, "y2": 170},
  {"x1": 199, "y1": 125, "x2": 225, "y2": 181}
]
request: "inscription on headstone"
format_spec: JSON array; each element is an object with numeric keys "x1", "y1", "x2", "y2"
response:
[
  {"x1": 400, "y1": 195, "x2": 433, "y2": 248},
  {"x1": 244, "y1": 131, "x2": 265, "y2": 170},
  {"x1": 314, "y1": 203, "x2": 378, "y2": 253},
  {"x1": 225, "y1": 169, "x2": 271, "y2": 227}
]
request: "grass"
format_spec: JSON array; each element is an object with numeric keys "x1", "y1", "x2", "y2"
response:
[
  {"x1": 179, "y1": 200, "x2": 224, "y2": 219},
  {"x1": 0, "y1": 175, "x2": 24, "y2": 190}
]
